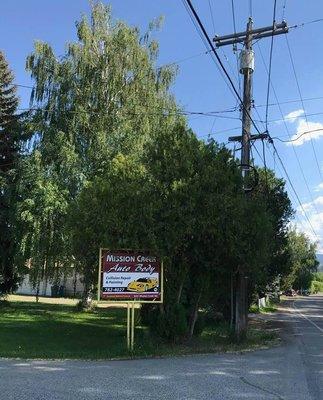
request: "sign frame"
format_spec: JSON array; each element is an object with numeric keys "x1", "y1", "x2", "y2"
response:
[{"x1": 97, "y1": 248, "x2": 164, "y2": 305}]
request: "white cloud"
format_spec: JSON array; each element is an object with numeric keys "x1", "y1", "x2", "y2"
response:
[
  {"x1": 314, "y1": 183, "x2": 323, "y2": 192},
  {"x1": 299, "y1": 196, "x2": 323, "y2": 213},
  {"x1": 286, "y1": 119, "x2": 323, "y2": 146},
  {"x1": 284, "y1": 109, "x2": 304, "y2": 123},
  {"x1": 295, "y1": 195, "x2": 323, "y2": 251}
]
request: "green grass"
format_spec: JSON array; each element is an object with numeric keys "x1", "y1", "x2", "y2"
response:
[
  {"x1": 0, "y1": 300, "x2": 278, "y2": 360},
  {"x1": 249, "y1": 302, "x2": 278, "y2": 314}
]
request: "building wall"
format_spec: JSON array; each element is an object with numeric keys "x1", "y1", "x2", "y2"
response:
[{"x1": 16, "y1": 273, "x2": 85, "y2": 298}]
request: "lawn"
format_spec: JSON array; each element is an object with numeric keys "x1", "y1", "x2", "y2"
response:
[{"x1": 0, "y1": 298, "x2": 278, "y2": 360}]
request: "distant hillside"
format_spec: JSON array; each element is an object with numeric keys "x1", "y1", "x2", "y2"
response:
[{"x1": 317, "y1": 254, "x2": 323, "y2": 271}]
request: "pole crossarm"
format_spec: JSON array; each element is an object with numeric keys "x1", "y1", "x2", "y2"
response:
[
  {"x1": 213, "y1": 21, "x2": 288, "y2": 48},
  {"x1": 228, "y1": 133, "x2": 269, "y2": 142}
]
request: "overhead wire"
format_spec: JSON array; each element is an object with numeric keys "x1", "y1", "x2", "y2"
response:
[
  {"x1": 257, "y1": 43, "x2": 321, "y2": 215},
  {"x1": 264, "y1": 0, "x2": 277, "y2": 131},
  {"x1": 264, "y1": 140, "x2": 319, "y2": 238},
  {"x1": 207, "y1": 0, "x2": 241, "y2": 94},
  {"x1": 281, "y1": 0, "x2": 287, "y2": 20},
  {"x1": 182, "y1": 0, "x2": 263, "y2": 136},
  {"x1": 182, "y1": 0, "x2": 317, "y2": 237},
  {"x1": 249, "y1": 0, "x2": 253, "y2": 17},
  {"x1": 208, "y1": 0, "x2": 216, "y2": 33},
  {"x1": 182, "y1": 0, "x2": 241, "y2": 103},
  {"x1": 289, "y1": 18, "x2": 323, "y2": 30},
  {"x1": 230, "y1": 0, "x2": 242, "y2": 97},
  {"x1": 256, "y1": 95, "x2": 323, "y2": 109},
  {"x1": 273, "y1": 128, "x2": 323, "y2": 144},
  {"x1": 16, "y1": 106, "x2": 242, "y2": 119},
  {"x1": 265, "y1": 110, "x2": 323, "y2": 124},
  {"x1": 285, "y1": 35, "x2": 323, "y2": 181},
  {"x1": 199, "y1": 126, "x2": 241, "y2": 139}
]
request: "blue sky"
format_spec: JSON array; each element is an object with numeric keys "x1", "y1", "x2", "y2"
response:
[{"x1": 2, "y1": 0, "x2": 323, "y2": 250}]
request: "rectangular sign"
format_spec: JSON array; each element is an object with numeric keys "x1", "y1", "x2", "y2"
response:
[{"x1": 99, "y1": 250, "x2": 162, "y2": 301}]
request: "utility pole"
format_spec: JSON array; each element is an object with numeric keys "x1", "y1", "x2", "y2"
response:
[{"x1": 213, "y1": 19, "x2": 288, "y2": 340}]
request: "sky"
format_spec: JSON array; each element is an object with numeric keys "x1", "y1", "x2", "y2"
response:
[{"x1": 1, "y1": 0, "x2": 323, "y2": 251}]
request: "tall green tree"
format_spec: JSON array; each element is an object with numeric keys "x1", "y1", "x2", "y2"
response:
[
  {"x1": 282, "y1": 229, "x2": 318, "y2": 291},
  {"x1": 18, "y1": 2, "x2": 181, "y2": 294},
  {"x1": 0, "y1": 51, "x2": 21, "y2": 295}
]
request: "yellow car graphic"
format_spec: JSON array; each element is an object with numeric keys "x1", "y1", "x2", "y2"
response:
[{"x1": 127, "y1": 278, "x2": 158, "y2": 292}]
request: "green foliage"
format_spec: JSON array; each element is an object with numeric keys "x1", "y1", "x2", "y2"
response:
[
  {"x1": 0, "y1": 299, "x2": 277, "y2": 359},
  {"x1": 281, "y1": 229, "x2": 318, "y2": 291},
  {"x1": 313, "y1": 272, "x2": 323, "y2": 282},
  {"x1": 193, "y1": 313, "x2": 206, "y2": 336},
  {"x1": 13, "y1": 1, "x2": 303, "y2": 344},
  {"x1": 154, "y1": 304, "x2": 188, "y2": 342},
  {"x1": 18, "y1": 2, "x2": 180, "y2": 295},
  {"x1": 0, "y1": 51, "x2": 24, "y2": 295},
  {"x1": 310, "y1": 280, "x2": 323, "y2": 294}
]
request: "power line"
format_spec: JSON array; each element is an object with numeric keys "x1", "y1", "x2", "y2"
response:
[
  {"x1": 250, "y1": 118, "x2": 319, "y2": 238},
  {"x1": 281, "y1": 0, "x2": 287, "y2": 21},
  {"x1": 182, "y1": 0, "x2": 240, "y2": 103},
  {"x1": 261, "y1": 139, "x2": 269, "y2": 192},
  {"x1": 199, "y1": 125, "x2": 241, "y2": 139},
  {"x1": 271, "y1": 141, "x2": 318, "y2": 238},
  {"x1": 257, "y1": 43, "x2": 321, "y2": 216},
  {"x1": 265, "y1": 0, "x2": 277, "y2": 130},
  {"x1": 289, "y1": 18, "x2": 323, "y2": 30},
  {"x1": 256, "y1": 95, "x2": 323, "y2": 108},
  {"x1": 269, "y1": 141, "x2": 319, "y2": 238},
  {"x1": 256, "y1": 141, "x2": 315, "y2": 235},
  {"x1": 285, "y1": 35, "x2": 323, "y2": 181},
  {"x1": 13, "y1": 81, "x2": 323, "y2": 112},
  {"x1": 231, "y1": 0, "x2": 238, "y2": 34},
  {"x1": 273, "y1": 128, "x2": 323, "y2": 144},
  {"x1": 10, "y1": 50, "x2": 213, "y2": 94},
  {"x1": 16, "y1": 106, "x2": 242, "y2": 119},
  {"x1": 182, "y1": 0, "x2": 263, "y2": 136},
  {"x1": 230, "y1": 0, "x2": 242, "y2": 97},
  {"x1": 258, "y1": 110, "x2": 323, "y2": 124},
  {"x1": 183, "y1": 0, "x2": 318, "y2": 240},
  {"x1": 208, "y1": 0, "x2": 216, "y2": 33}
]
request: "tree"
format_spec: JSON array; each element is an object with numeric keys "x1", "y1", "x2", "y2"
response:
[
  {"x1": 282, "y1": 229, "x2": 318, "y2": 291},
  {"x1": 19, "y1": 2, "x2": 181, "y2": 297},
  {"x1": 0, "y1": 51, "x2": 21, "y2": 295}
]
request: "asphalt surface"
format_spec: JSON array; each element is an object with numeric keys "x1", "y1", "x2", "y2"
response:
[{"x1": 0, "y1": 295, "x2": 322, "y2": 400}]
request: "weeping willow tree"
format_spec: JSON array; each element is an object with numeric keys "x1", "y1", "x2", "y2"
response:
[{"x1": 17, "y1": 2, "x2": 184, "y2": 296}]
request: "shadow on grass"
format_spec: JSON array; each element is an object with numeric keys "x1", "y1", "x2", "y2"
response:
[{"x1": 0, "y1": 301, "x2": 278, "y2": 360}]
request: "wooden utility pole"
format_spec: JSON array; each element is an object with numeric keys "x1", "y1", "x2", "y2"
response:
[{"x1": 213, "y1": 19, "x2": 288, "y2": 340}]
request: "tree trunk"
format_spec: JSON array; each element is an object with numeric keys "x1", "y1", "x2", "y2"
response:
[
  {"x1": 188, "y1": 291, "x2": 202, "y2": 339},
  {"x1": 72, "y1": 268, "x2": 77, "y2": 298},
  {"x1": 35, "y1": 280, "x2": 40, "y2": 303},
  {"x1": 176, "y1": 275, "x2": 186, "y2": 305}
]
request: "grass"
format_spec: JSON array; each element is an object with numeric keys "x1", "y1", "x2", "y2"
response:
[
  {"x1": 249, "y1": 302, "x2": 278, "y2": 314},
  {"x1": 0, "y1": 298, "x2": 278, "y2": 360}
]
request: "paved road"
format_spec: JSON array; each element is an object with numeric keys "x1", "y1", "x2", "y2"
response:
[{"x1": 0, "y1": 295, "x2": 322, "y2": 400}]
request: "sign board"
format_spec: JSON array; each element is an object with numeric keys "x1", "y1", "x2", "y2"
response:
[{"x1": 98, "y1": 249, "x2": 162, "y2": 302}]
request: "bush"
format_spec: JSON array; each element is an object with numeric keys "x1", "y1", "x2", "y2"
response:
[
  {"x1": 193, "y1": 313, "x2": 206, "y2": 336},
  {"x1": 313, "y1": 272, "x2": 323, "y2": 283},
  {"x1": 148, "y1": 304, "x2": 188, "y2": 342},
  {"x1": 310, "y1": 280, "x2": 323, "y2": 294}
]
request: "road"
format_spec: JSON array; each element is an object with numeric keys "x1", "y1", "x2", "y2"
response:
[{"x1": 0, "y1": 295, "x2": 322, "y2": 400}]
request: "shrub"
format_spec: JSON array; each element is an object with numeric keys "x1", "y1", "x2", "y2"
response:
[
  {"x1": 193, "y1": 313, "x2": 206, "y2": 336},
  {"x1": 148, "y1": 304, "x2": 188, "y2": 342},
  {"x1": 310, "y1": 280, "x2": 323, "y2": 294}
]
